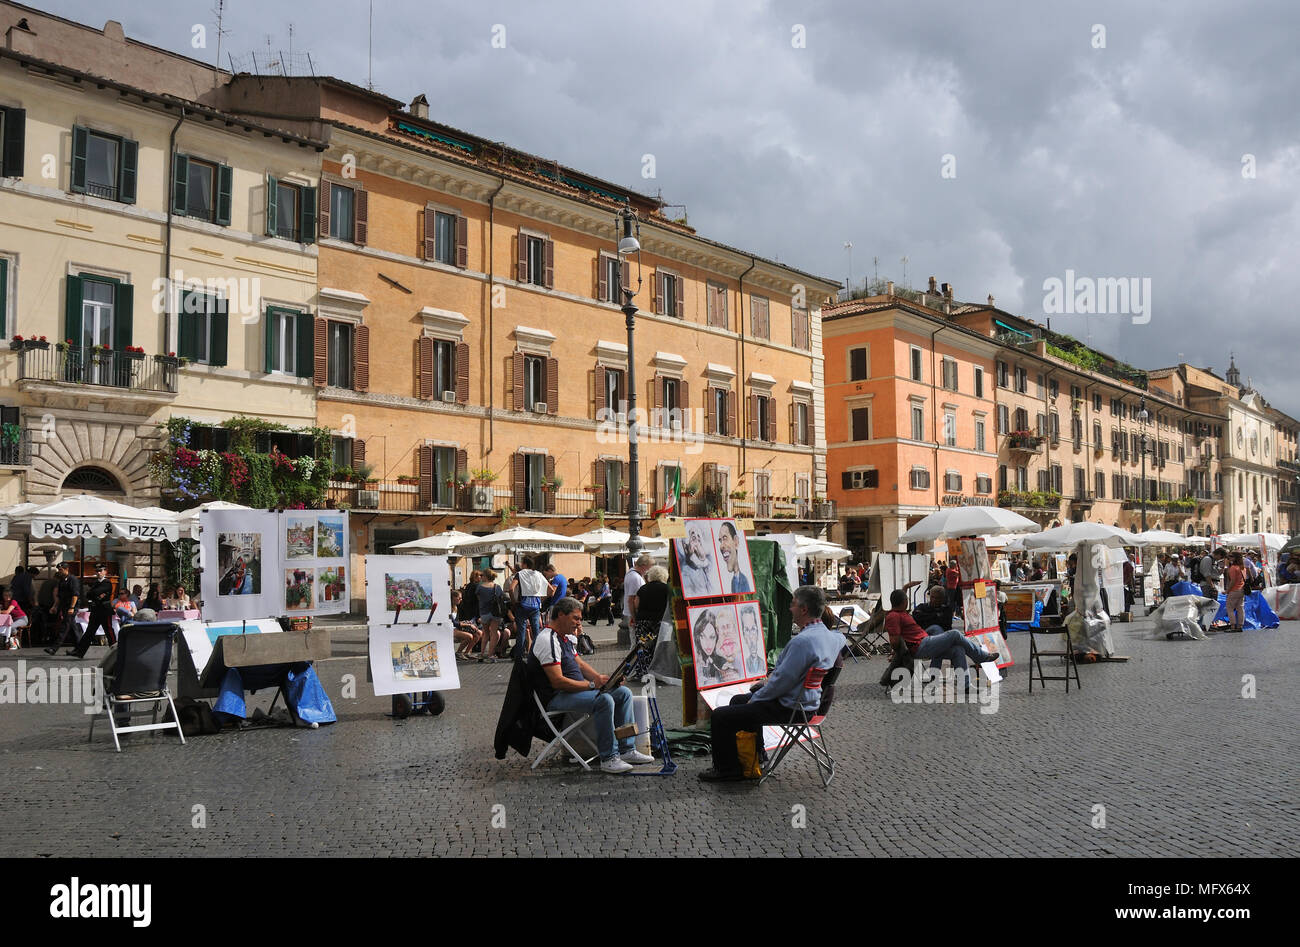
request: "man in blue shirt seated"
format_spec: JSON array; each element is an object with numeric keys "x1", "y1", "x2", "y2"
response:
[
  {"x1": 532, "y1": 596, "x2": 655, "y2": 774},
  {"x1": 699, "y1": 585, "x2": 846, "y2": 783}
]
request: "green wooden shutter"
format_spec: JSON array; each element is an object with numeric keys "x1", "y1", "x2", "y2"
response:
[
  {"x1": 215, "y1": 164, "x2": 233, "y2": 226},
  {"x1": 266, "y1": 175, "x2": 279, "y2": 237},
  {"x1": 294, "y1": 312, "x2": 314, "y2": 378},
  {"x1": 118, "y1": 138, "x2": 138, "y2": 204},
  {"x1": 171, "y1": 153, "x2": 189, "y2": 215},
  {"x1": 70, "y1": 125, "x2": 88, "y2": 193},
  {"x1": 0, "y1": 259, "x2": 7, "y2": 337},
  {"x1": 210, "y1": 297, "x2": 228, "y2": 367},
  {"x1": 65, "y1": 275, "x2": 83, "y2": 343},
  {"x1": 113, "y1": 282, "x2": 133, "y2": 350},
  {"x1": 177, "y1": 290, "x2": 198, "y2": 360},
  {"x1": 1, "y1": 107, "x2": 25, "y2": 178},
  {"x1": 264, "y1": 306, "x2": 275, "y2": 372},
  {"x1": 300, "y1": 186, "x2": 317, "y2": 244}
]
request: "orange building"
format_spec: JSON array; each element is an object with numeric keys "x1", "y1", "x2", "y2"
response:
[{"x1": 822, "y1": 291, "x2": 999, "y2": 556}]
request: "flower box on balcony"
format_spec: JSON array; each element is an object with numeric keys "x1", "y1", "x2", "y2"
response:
[{"x1": 396, "y1": 476, "x2": 419, "y2": 485}]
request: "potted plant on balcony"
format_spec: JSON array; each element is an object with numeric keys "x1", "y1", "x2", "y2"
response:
[
  {"x1": 470, "y1": 467, "x2": 497, "y2": 486},
  {"x1": 729, "y1": 489, "x2": 748, "y2": 500},
  {"x1": 352, "y1": 462, "x2": 375, "y2": 484},
  {"x1": 120, "y1": 345, "x2": 145, "y2": 362},
  {"x1": 397, "y1": 474, "x2": 419, "y2": 486},
  {"x1": 541, "y1": 475, "x2": 563, "y2": 493},
  {"x1": 455, "y1": 471, "x2": 470, "y2": 490},
  {"x1": 9, "y1": 334, "x2": 49, "y2": 351}
]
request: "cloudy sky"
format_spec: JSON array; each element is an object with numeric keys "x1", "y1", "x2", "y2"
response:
[{"x1": 34, "y1": 0, "x2": 1300, "y2": 414}]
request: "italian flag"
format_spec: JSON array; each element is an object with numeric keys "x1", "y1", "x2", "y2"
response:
[{"x1": 652, "y1": 466, "x2": 680, "y2": 518}]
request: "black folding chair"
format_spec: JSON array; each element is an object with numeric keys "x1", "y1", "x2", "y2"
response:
[
  {"x1": 760, "y1": 651, "x2": 843, "y2": 788},
  {"x1": 88, "y1": 621, "x2": 186, "y2": 752}
]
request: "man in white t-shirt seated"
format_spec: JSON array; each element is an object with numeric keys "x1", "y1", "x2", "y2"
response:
[{"x1": 531, "y1": 597, "x2": 654, "y2": 774}]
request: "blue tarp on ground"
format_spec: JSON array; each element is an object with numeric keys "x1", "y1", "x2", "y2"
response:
[
  {"x1": 213, "y1": 662, "x2": 337, "y2": 723},
  {"x1": 1169, "y1": 582, "x2": 1279, "y2": 628}
]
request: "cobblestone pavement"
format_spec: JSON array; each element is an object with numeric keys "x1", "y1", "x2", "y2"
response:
[{"x1": 2, "y1": 615, "x2": 1296, "y2": 857}]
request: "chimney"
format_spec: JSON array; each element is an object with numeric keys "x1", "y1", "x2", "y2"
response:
[
  {"x1": 886, "y1": 280, "x2": 894, "y2": 296},
  {"x1": 987, "y1": 294, "x2": 994, "y2": 306},
  {"x1": 5, "y1": 17, "x2": 37, "y2": 54},
  {"x1": 410, "y1": 94, "x2": 429, "y2": 119},
  {"x1": 103, "y1": 20, "x2": 125, "y2": 43},
  {"x1": 941, "y1": 282, "x2": 953, "y2": 300},
  {"x1": 928, "y1": 276, "x2": 938, "y2": 294}
]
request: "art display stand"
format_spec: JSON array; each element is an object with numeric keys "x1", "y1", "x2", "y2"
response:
[
  {"x1": 951, "y1": 538, "x2": 1012, "y2": 677},
  {"x1": 632, "y1": 677, "x2": 675, "y2": 777}
]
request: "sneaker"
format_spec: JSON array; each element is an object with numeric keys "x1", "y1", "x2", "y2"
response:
[
  {"x1": 620, "y1": 749, "x2": 655, "y2": 765},
  {"x1": 599, "y1": 757, "x2": 634, "y2": 774}
]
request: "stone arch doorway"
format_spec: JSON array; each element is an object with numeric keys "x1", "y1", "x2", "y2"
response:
[{"x1": 61, "y1": 466, "x2": 126, "y2": 496}]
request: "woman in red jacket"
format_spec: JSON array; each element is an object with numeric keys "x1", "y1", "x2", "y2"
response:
[{"x1": 1224, "y1": 552, "x2": 1246, "y2": 633}]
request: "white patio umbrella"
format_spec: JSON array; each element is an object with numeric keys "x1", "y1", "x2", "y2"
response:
[
  {"x1": 391, "y1": 529, "x2": 477, "y2": 555},
  {"x1": 26, "y1": 494, "x2": 181, "y2": 542},
  {"x1": 1131, "y1": 529, "x2": 1192, "y2": 546},
  {"x1": 1021, "y1": 522, "x2": 1138, "y2": 551},
  {"x1": 898, "y1": 505, "x2": 1039, "y2": 544},
  {"x1": 570, "y1": 526, "x2": 634, "y2": 554},
  {"x1": 1219, "y1": 532, "x2": 1288, "y2": 552},
  {"x1": 790, "y1": 535, "x2": 851, "y2": 560},
  {"x1": 178, "y1": 500, "x2": 251, "y2": 538},
  {"x1": 456, "y1": 525, "x2": 585, "y2": 558}
]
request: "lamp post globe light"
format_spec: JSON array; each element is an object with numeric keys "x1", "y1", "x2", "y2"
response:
[
  {"x1": 614, "y1": 206, "x2": 643, "y2": 559},
  {"x1": 1138, "y1": 396, "x2": 1149, "y2": 533}
]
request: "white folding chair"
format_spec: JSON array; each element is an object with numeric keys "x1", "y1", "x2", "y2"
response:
[{"x1": 530, "y1": 689, "x2": 598, "y2": 770}]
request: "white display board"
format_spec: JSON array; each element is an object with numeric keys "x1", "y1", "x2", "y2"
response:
[
  {"x1": 868, "y1": 552, "x2": 931, "y2": 608},
  {"x1": 367, "y1": 621, "x2": 460, "y2": 696},
  {"x1": 365, "y1": 554, "x2": 452, "y2": 624},
  {"x1": 279, "y1": 511, "x2": 351, "y2": 618},
  {"x1": 176, "y1": 617, "x2": 283, "y2": 681}
]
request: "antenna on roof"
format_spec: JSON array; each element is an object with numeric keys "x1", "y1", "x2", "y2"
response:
[
  {"x1": 211, "y1": 0, "x2": 230, "y2": 82},
  {"x1": 368, "y1": 0, "x2": 374, "y2": 90}
]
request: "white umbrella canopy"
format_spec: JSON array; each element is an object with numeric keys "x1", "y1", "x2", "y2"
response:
[
  {"x1": 391, "y1": 529, "x2": 477, "y2": 555},
  {"x1": 25, "y1": 493, "x2": 181, "y2": 542},
  {"x1": 898, "y1": 505, "x2": 1039, "y2": 544},
  {"x1": 1021, "y1": 522, "x2": 1138, "y2": 551},
  {"x1": 178, "y1": 500, "x2": 252, "y2": 537},
  {"x1": 1131, "y1": 529, "x2": 1192, "y2": 546},
  {"x1": 570, "y1": 526, "x2": 633, "y2": 554},
  {"x1": 1219, "y1": 532, "x2": 1288, "y2": 552},
  {"x1": 456, "y1": 525, "x2": 585, "y2": 558},
  {"x1": 789, "y1": 535, "x2": 852, "y2": 560}
]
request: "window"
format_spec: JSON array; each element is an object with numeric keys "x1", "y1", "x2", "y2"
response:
[
  {"x1": 999, "y1": 466, "x2": 1007, "y2": 492},
  {"x1": 1050, "y1": 464, "x2": 1062, "y2": 494},
  {"x1": 1093, "y1": 393, "x2": 1102, "y2": 412},
  {"x1": 605, "y1": 367, "x2": 626, "y2": 415},
  {"x1": 749, "y1": 295, "x2": 769, "y2": 337},
  {"x1": 943, "y1": 408, "x2": 957, "y2": 446},
  {"x1": 1074, "y1": 466, "x2": 1086, "y2": 498},
  {"x1": 326, "y1": 320, "x2": 354, "y2": 388},
  {"x1": 527, "y1": 236, "x2": 547, "y2": 287},
  {"x1": 706, "y1": 281, "x2": 728, "y2": 327},
  {"x1": 1036, "y1": 413, "x2": 1046, "y2": 436},
  {"x1": 975, "y1": 474, "x2": 992, "y2": 495},
  {"x1": 1070, "y1": 384, "x2": 1081, "y2": 401},
  {"x1": 1013, "y1": 407, "x2": 1028, "y2": 432},
  {"x1": 70, "y1": 126, "x2": 137, "y2": 203},
  {"x1": 0, "y1": 106, "x2": 25, "y2": 178},
  {"x1": 525, "y1": 355, "x2": 546, "y2": 410},
  {"x1": 1110, "y1": 398, "x2": 1119, "y2": 416},
  {"x1": 265, "y1": 307, "x2": 309, "y2": 376},
  {"x1": 850, "y1": 406, "x2": 870, "y2": 442},
  {"x1": 911, "y1": 347, "x2": 924, "y2": 382},
  {"x1": 1050, "y1": 412, "x2": 1060, "y2": 443},
  {"x1": 426, "y1": 205, "x2": 467, "y2": 268},
  {"x1": 330, "y1": 436, "x2": 353, "y2": 470},
  {"x1": 710, "y1": 386, "x2": 728, "y2": 435},
  {"x1": 431, "y1": 446, "x2": 457, "y2": 508},
  {"x1": 600, "y1": 255, "x2": 624, "y2": 303},
  {"x1": 0, "y1": 257, "x2": 8, "y2": 338},
  {"x1": 1093, "y1": 421, "x2": 1102, "y2": 446},
  {"x1": 911, "y1": 404, "x2": 924, "y2": 441},
  {"x1": 1049, "y1": 379, "x2": 1059, "y2": 400},
  {"x1": 177, "y1": 288, "x2": 228, "y2": 366},
  {"x1": 433, "y1": 211, "x2": 456, "y2": 264},
  {"x1": 1014, "y1": 366, "x2": 1027, "y2": 393},
  {"x1": 794, "y1": 401, "x2": 811, "y2": 446},
  {"x1": 755, "y1": 395, "x2": 772, "y2": 441},
  {"x1": 944, "y1": 471, "x2": 962, "y2": 492},
  {"x1": 266, "y1": 176, "x2": 316, "y2": 243},
  {"x1": 849, "y1": 347, "x2": 868, "y2": 381},
  {"x1": 1071, "y1": 416, "x2": 1083, "y2": 446},
  {"x1": 942, "y1": 357, "x2": 958, "y2": 391},
  {"x1": 604, "y1": 460, "x2": 626, "y2": 514},
  {"x1": 996, "y1": 360, "x2": 1008, "y2": 388},
  {"x1": 1036, "y1": 373, "x2": 1045, "y2": 398},
  {"x1": 996, "y1": 405, "x2": 1009, "y2": 434},
  {"x1": 524, "y1": 453, "x2": 548, "y2": 513},
  {"x1": 1113, "y1": 473, "x2": 1123, "y2": 499},
  {"x1": 375, "y1": 527, "x2": 419, "y2": 556},
  {"x1": 791, "y1": 307, "x2": 810, "y2": 350},
  {"x1": 662, "y1": 377, "x2": 680, "y2": 427},
  {"x1": 909, "y1": 468, "x2": 930, "y2": 490},
  {"x1": 974, "y1": 367, "x2": 984, "y2": 398},
  {"x1": 432, "y1": 339, "x2": 456, "y2": 397},
  {"x1": 66, "y1": 274, "x2": 132, "y2": 358},
  {"x1": 326, "y1": 183, "x2": 354, "y2": 241},
  {"x1": 1038, "y1": 470, "x2": 1050, "y2": 492},
  {"x1": 172, "y1": 155, "x2": 232, "y2": 225},
  {"x1": 842, "y1": 469, "x2": 879, "y2": 490}
]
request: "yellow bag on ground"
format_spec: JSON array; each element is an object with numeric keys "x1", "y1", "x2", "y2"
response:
[{"x1": 736, "y1": 730, "x2": 762, "y2": 779}]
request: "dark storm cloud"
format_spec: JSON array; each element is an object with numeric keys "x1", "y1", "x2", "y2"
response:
[{"x1": 35, "y1": 0, "x2": 1300, "y2": 412}]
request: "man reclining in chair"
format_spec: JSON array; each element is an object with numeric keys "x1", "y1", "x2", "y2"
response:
[
  {"x1": 882, "y1": 588, "x2": 1001, "y2": 692},
  {"x1": 699, "y1": 586, "x2": 846, "y2": 783},
  {"x1": 531, "y1": 597, "x2": 655, "y2": 774}
]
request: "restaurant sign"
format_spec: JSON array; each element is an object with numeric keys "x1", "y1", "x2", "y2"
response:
[{"x1": 941, "y1": 495, "x2": 996, "y2": 507}]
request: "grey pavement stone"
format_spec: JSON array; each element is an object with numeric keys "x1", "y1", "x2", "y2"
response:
[{"x1": 0, "y1": 613, "x2": 1295, "y2": 857}]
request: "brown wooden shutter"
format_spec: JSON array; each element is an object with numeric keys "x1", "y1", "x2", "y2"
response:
[
  {"x1": 620, "y1": 260, "x2": 630, "y2": 299},
  {"x1": 318, "y1": 181, "x2": 332, "y2": 239},
  {"x1": 455, "y1": 341, "x2": 470, "y2": 403},
  {"x1": 726, "y1": 390, "x2": 736, "y2": 437},
  {"x1": 593, "y1": 459, "x2": 607, "y2": 510},
  {"x1": 594, "y1": 365, "x2": 606, "y2": 418},
  {"x1": 653, "y1": 373, "x2": 663, "y2": 414},
  {"x1": 789, "y1": 400, "x2": 796, "y2": 445},
  {"x1": 516, "y1": 232, "x2": 528, "y2": 281},
  {"x1": 418, "y1": 445, "x2": 433, "y2": 509},
  {"x1": 423, "y1": 204, "x2": 436, "y2": 260},
  {"x1": 767, "y1": 396, "x2": 777, "y2": 442},
  {"x1": 597, "y1": 256, "x2": 608, "y2": 301},
  {"x1": 313, "y1": 317, "x2": 328, "y2": 387},
  {"x1": 513, "y1": 350, "x2": 525, "y2": 410},
  {"x1": 353, "y1": 188, "x2": 368, "y2": 245},
  {"x1": 544, "y1": 455, "x2": 556, "y2": 513},
  {"x1": 512, "y1": 452, "x2": 526, "y2": 506},
  {"x1": 652, "y1": 271, "x2": 663, "y2": 314},
  {"x1": 418, "y1": 336, "x2": 434, "y2": 399},
  {"x1": 679, "y1": 379, "x2": 689, "y2": 430},
  {"x1": 807, "y1": 405, "x2": 815, "y2": 447},
  {"x1": 748, "y1": 394, "x2": 758, "y2": 439},
  {"x1": 675, "y1": 275, "x2": 684, "y2": 320},
  {"x1": 704, "y1": 387, "x2": 715, "y2": 434},
  {"x1": 455, "y1": 215, "x2": 468, "y2": 268},
  {"x1": 543, "y1": 239, "x2": 554, "y2": 289},
  {"x1": 707, "y1": 286, "x2": 716, "y2": 327},
  {"x1": 546, "y1": 357, "x2": 558, "y2": 415},
  {"x1": 455, "y1": 448, "x2": 467, "y2": 479},
  {"x1": 352, "y1": 439, "x2": 365, "y2": 465},
  {"x1": 353, "y1": 324, "x2": 370, "y2": 392}
]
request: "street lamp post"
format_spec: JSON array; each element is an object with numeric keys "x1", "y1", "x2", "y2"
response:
[
  {"x1": 1138, "y1": 396, "x2": 1149, "y2": 533},
  {"x1": 615, "y1": 207, "x2": 643, "y2": 561}
]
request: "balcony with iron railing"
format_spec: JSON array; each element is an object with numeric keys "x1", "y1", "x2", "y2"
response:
[
  {"x1": 0, "y1": 426, "x2": 33, "y2": 466},
  {"x1": 1006, "y1": 431, "x2": 1045, "y2": 453},
  {"x1": 16, "y1": 344, "x2": 178, "y2": 396},
  {"x1": 1279, "y1": 458, "x2": 1300, "y2": 474},
  {"x1": 1069, "y1": 491, "x2": 1095, "y2": 512}
]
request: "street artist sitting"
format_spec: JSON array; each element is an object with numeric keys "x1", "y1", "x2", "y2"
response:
[
  {"x1": 699, "y1": 586, "x2": 845, "y2": 783},
  {"x1": 531, "y1": 597, "x2": 654, "y2": 774},
  {"x1": 883, "y1": 588, "x2": 1001, "y2": 689}
]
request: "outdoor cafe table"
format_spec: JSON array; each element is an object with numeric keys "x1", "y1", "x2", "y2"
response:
[{"x1": 157, "y1": 609, "x2": 201, "y2": 621}]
